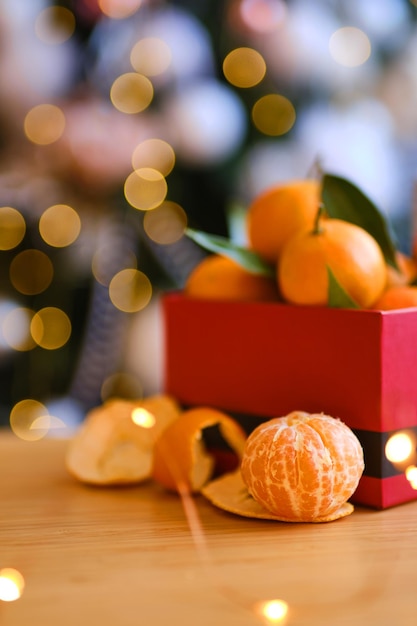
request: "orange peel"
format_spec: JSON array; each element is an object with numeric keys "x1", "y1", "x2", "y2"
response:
[
  {"x1": 66, "y1": 394, "x2": 182, "y2": 485},
  {"x1": 152, "y1": 406, "x2": 247, "y2": 493},
  {"x1": 201, "y1": 470, "x2": 354, "y2": 523}
]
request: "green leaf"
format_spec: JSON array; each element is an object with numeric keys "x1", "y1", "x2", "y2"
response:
[
  {"x1": 327, "y1": 266, "x2": 360, "y2": 309},
  {"x1": 186, "y1": 228, "x2": 275, "y2": 277},
  {"x1": 322, "y1": 173, "x2": 399, "y2": 269}
]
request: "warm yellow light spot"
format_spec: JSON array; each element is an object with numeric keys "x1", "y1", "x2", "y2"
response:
[
  {"x1": 98, "y1": 0, "x2": 143, "y2": 19},
  {"x1": 109, "y1": 269, "x2": 152, "y2": 313},
  {"x1": 255, "y1": 599, "x2": 289, "y2": 623},
  {"x1": 39, "y1": 204, "x2": 81, "y2": 247},
  {"x1": 110, "y1": 73, "x2": 153, "y2": 114},
  {"x1": 223, "y1": 47, "x2": 266, "y2": 88},
  {"x1": 329, "y1": 27, "x2": 371, "y2": 68},
  {"x1": 0, "y1": 207, "x2": 26, "y2": 250},
  {"x1": 30, "y1": 307, "x2": 72, "y2": 350},
  {"x1": 0, "y1": 569, "x2": 25, "y2": 602},
  {"x1": 10, "y1": 399, "x2": 50, "y2": 441},
  {"x1": 132, "y1": 139, "x2": 175, "y2": 177},
  {"x1": 130, "y1": 38, "x2": 172, "y2": 76},
  {"x1": 252, "y1": 94, "x2": 296, "y2": 136},
  {"x1": 124, "y1": 168, "x2": 167, "y2": 211},
  {"x1": 385, "y1": 432, "x2": 414, "y2": 464},
  {"x1": 10, "y1": 249, "x2": 53, "y2": 295},
  {"x1": 24, "y1": 104, "x2": 65, "y2": 145},
  {"x1": 405, "y1": 465, "x2": 417, "y2": 489},
  {"x1": 131, "y1": 407, "x2": 156, "y2": 429},
  {"x1": 143, "y1": 201, "x2": 187, "y2": 245},
  {"x1": 101, "y1": 372, "x2": 143, "y2": 402},
  {"x1": 35, "y1": 6, "x2": 76, "y2": 44},
  {"x1": 2, "y1": 307, "x2": 36, "y2": 351}
]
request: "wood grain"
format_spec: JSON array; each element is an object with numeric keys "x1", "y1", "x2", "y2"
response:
[{"x1": 1, "y1": 431, "x2": 416, "y2": 626}]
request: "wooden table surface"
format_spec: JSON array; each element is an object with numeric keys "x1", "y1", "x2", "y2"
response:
[{"x1": 1, "y1": 431, "x2": 417, "y2": 626}]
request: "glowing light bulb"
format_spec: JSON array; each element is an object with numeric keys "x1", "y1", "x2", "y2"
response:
[{"x1": 385, "y1": 432, "x2": 414, "y2": 464}]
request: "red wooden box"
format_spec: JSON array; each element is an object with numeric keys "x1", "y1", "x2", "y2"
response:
[{"x1": 162, "y1": 292, "x2": 417, "y2": 509}]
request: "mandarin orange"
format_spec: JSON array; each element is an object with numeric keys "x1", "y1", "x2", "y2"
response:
[
  {"x1": 372, "y1": 285, "x2": 417, "y2": 310},
  {"x1": 240, "y1": 411, "x2": 364, "y2": 522},
  {"x1": 246, "y1": 179, "x2": 321, "y2": 264},
  {"x1": 277, "y1": 212, "x2": 387, "y2": 308},
  {"x1": 386, "y1": 251, "x2": 417, "y2": 287},
  {"x1": 184, "y1": 254, "x2": 279, "y2": 302}
]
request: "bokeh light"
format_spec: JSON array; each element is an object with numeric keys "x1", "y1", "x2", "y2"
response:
[
  {"x1": 130, "y1": 37, "x2": 172, "y2": 76},
  {"x1": 109, "y1": 269, "x2": 152, "y2": 313},
  {"x1": 24, "y1": 104, "x2": 66, "y2": 145},
  {"x1": 92, "y1": 245, "x2": 138, "y2": 287},
  {"x1": 30, "y1": 307, "x2": 72, "y2": 350},
  {"x1": 0, "y1": 569, "x2": 25, "y2": 602},
  {"x1": 2, "y1": 306, "x2": 36, "y2": 352},
  {"x1": 10, "y1": 250, "x2": 54, "y2": 295},
  {"x1": 110, "y1": 73, "x2": 154, "y2": 114},
  {"x1": 143, "y1": 201, "x2": 187, "y2": 245},
  {"x1": 385, "y1": 432, "x2": 415, "y2": 464},
  {"x1": 34, "y1": 6, "x2": 76, "y2": 44},
  {"x1": 39, "y1": 204, "x2": 81, "y2": 247},
  {"x1": 0, "y1": 207, "x2": 26, "y2": 250},
  {"x1": 238, "y1": 0, "x2": 287, "y2": 33},
  {"x1": 10, "y1": 399, "x2": 50, "y2": 441},
  {"x1": 223, "y1": 47, "x2": 267, "y2": 88},
  {"x1": 255, "y1": 598, "x2": 289, "y2": 623},
  {"x1": 132, "y1": 139, "x2": 176, "y2": 176},
  {"x1": 98, "y1": 0, "x2": 143, "y2": 19},
  {"x1": 405, "y1": 465, "x2": 417, "y2": 489},
  {"x1": 124, "y1": 168, "x2": 168, "y2": 210},
  {"x1": 329, "y1": 27, "x2": 371, "y2": 67},
  {"x1": 252, "y1": 94, "x2": 296, "y2": 136},
  {"x1": 131, "y1": 407, "x2": 156, "y2": 428}
]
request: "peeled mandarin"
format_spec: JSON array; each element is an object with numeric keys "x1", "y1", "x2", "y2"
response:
[{"x1": 240, "y1": 411, "x2": 364, "y2": 522}]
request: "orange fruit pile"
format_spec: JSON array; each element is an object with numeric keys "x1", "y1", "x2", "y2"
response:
[
  {"x1": 239, "y1": 411, "x2": 364, "y2": 522},
  {"x1": 184, "y1": 177, "x2": 416, "y2": 310}
]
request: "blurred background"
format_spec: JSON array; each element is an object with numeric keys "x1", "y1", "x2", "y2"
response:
[{"x1": 1, "y1": 0, "x2": 417, "y2": 436}]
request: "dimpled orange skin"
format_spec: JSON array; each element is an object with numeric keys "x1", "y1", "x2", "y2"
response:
[
  {"x1": 240, "y1": 412, "x2": 364, "y2": 523},
  {"x1": 278, "y1": 218, "x2": 387, "y2": 308},
  {"x1": 184, "y1": 254, "x2": 279, "y2": 302},
  {"x1": 246, "y1": 179, "x2": 321, "y2": 264}
]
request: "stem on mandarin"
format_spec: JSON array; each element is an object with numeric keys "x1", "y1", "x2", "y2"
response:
[{"x1": 313, "y1": 204, "x2": 325, "y2": 235}]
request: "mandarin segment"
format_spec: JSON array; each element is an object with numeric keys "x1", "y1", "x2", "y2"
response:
[
  {"x1": 240, "y1": 411, "x2": 364, "y2": 522},
  {"x1": 152, "y1": 406, "x2": 247, "y2": 493},
  {"x1": 66, "y1": 394, "x2": 181, "y2": 485},
  {"x1": 184, "y1": 254, "x2": 279, "y2": 302},
  {"x1": 246, "y1": 179, "x2": 321, "y2": 264}
]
